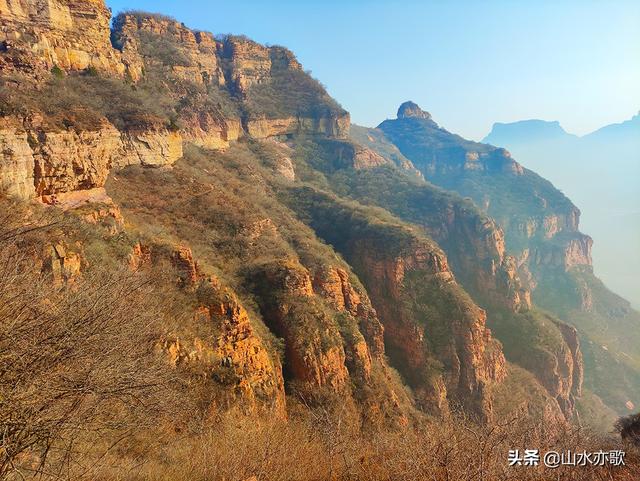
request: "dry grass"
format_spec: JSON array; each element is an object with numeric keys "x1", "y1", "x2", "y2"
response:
[
  {"x1": 0, "y1": 197, "x2": 185, "y2": 480},
  {"x1": 68, "y1": 409, "x2": 640, "y2": 481}
]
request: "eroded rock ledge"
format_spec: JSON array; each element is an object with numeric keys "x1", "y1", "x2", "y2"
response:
[{"x1": 0, "y1": 116, "x2": 182, "y2": 199}]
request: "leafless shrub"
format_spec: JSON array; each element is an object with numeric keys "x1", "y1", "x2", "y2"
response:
[
  {"x1": 0, "y1": 198, "x2": 181, "y2": 480},
  {"x1": 616, "y1": 413, "x2": 640, "y2": 446},
  {"x1": 87, "y1": 408, "x2": 639, "y2": 481}
]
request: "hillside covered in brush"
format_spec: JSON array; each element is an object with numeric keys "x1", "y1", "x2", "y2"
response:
[{"x1": 0, "y1": 2, "x2": 638, "y2": 480}]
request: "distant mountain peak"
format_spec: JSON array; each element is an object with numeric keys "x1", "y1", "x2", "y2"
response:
[
  {"x1": 397, "y1": 101, "x2": 432, "y2": 120},
  {"x1": 584, "y1": 111, "x2": 640, "y2": 140},
  {"x1": 483, "y1": 119, "x2": 574, "y2": 145}
]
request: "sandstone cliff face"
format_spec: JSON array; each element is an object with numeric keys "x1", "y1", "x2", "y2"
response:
[
  {"x1": 525, "y1": 232, "x2": 593, "y2": 272},
  {"x1": 130, "y1": 242, "x2": 287, "y2": 416},
  {"x1": 221, "y1": 36, "x2": 278, "y2": 94},
  {"x1": 285, "y1": 187, "x2": 508, "y2": 420},
  {"x1": 194, "y1": 279, "x2": 286, "y2": 417},
  {"x1": 380, "y1": 107, "x2": 525, "y2": 177},
  {"x1": 111, "y1": 12, "x2": 349, "y2": 142},
  {"x1": 371, "y1": 104, "x2": 590, "y2": 419},
  {"x1": 246, "y1": 114, "x2": 350, "y2": 140},
  {"x1": 111, "y1": 12, "x2": 225, "y2": 85},
  {"x1": 311, "y1": 265, "x2": 385, "y2": 360},
  {"x1": 552, "y1": 320, "x2": 584, "y2": 418},
  {"x1": 0, "y1": 118, "x2": 36, "y2": 198},
  {"x1": 428, "y1": 147, "x2": 524, "y2": 176},
  {"x1": 0, "y1": 0, "x2": 125, "y2": 75},
  {"x1": 251, "y1": 260, "x2": 377, "y2": 391},
  {"x1": 41, "y1": 241, "x2": 83, "y2": 284},
  {"x1": 415, "y1": 199, "x2": 532, "y2": 313},
  {"x1": 110, "y1": 12, "x2": 245, "y2": 149},
  {"x1": 347, "y1": 236, "x2": 507, "y2": 418},
  {"x1": 0, "y1": 115, "x2": 182, "y2": 199},
  {"x1": 317, "y1": 140, "x2": 393, "y2": 171},
  {"x1": 182, "y1": 115, "x2": 243, "y2": 151},
  {"x1": 245, "y1": 256, "x2": 414, "y2": 426},
  {"x1": 376, "y1": 105, "x2": 595, "y2": 289},
  {"x1": 116, "y1": 128, "x2": 183, "y2": 169}
]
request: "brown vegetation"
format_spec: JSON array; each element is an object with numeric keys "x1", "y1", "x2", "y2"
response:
[
  {"x1": 19, "y1": 408, "x2": 640, "y2": 481},
  {"x1": 617, "y1": 413, "x2": 640, "y2": 446},
  {"x1": 0, "y1": 197, "x2": 183, "y2": 479}
]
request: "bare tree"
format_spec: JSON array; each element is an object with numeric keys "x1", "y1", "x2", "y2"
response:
[{"x1": 0, "y1": 196, "x2": 178, "y2": 480}]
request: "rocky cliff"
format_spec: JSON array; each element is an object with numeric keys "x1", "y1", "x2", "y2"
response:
[
  {"x1": 371, "y1": 102, "x2": 638, "y2": 419},
  {"x1": 111, "y1": 12, "x2": 349, "y2": 140},
  {"x1": 0, "y1": 2, "x2": 614, "y2": 430},
  {"x1": 283, "y1": 186, "x2": 507, "y2": 420},
  {"x1": 0, "y1": 0, "x2": 125, "y2": 75},
  {"x1": 336, "y1": 123, "x2": 583, "y2": 420},
  {"x1": 0, "y1": 115, "x2": 182, "y2": 199},
  {"x1": 0, "y1": 1, "x2": 349, "y2": 203},
  {"x1": 376, "y1": 102, "x2": 592, "y2": 282}
]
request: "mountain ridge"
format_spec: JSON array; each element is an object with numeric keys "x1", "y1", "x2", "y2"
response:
[
  {"x1": 483, "y1": 112, "x2": 640, "y2": 145},
  {"x1": 0, "y1": 4, "x2": 638, "y2": 477},
  {"x1": 365, "y1": 101, "x2": 640, "y2": 416}
]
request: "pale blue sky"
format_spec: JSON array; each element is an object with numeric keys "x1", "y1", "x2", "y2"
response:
[{"x1": 106, "y1": 0, "x2": 640, "y2": 140}]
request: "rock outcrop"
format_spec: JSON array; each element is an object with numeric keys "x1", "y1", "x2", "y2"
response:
[
  {"x1": 0, "y1": 115, "x2": 182, "y2": 199},
  {"x1": 130, "y1": 242, "x2": 287, "y2": 416},
  {"x1": 42, "y1": 241, "x2": 82, "y2": 284},
  {"x1": 285, "y1": 186, "x2": 507, "y2": 420},
  {"x1": 552, "y1": 320, "x2": 584, "y2": 418},
  {"x1": 377, "y1": 102, "x2": 593, "y2": 286},
  {"x1": 111, "y1": 12, "x2": 225, "y2": 84},
  {"x1": 351, "y1": 234, "x2": 508, "y2": 418},
  {"x1": 245, "y1": 115, "x2": 350, "y2": 140},
  {"x1": 0, "y1": 0, "x2": 125, "y2": 75},
  {"x1": 251, "y1": 260, "x2": 373, "y2": 391},
  {"x1": 311, "y1": 265, "x2": 385, "y2": 359},
  {"x1": 111, "y1": 11, "x2": 350, "y2": 141},
  {"x1": 412, "y1": 196, "x2": 533, "y2": 313},
  {"x1": 222, "y1": 35, "x2": 282, "y2": 94},
  {"x1": 379, "y1": 103, "x2": 525, "y2": 177},
  {"x1": 397, "y1": 101, "x2": 431, "y2": 120},
  {"x1": 194, "y1": 278, "x2": 287, "y2": 416}
]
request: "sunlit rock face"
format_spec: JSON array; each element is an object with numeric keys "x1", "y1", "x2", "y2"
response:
[{"x1": 0, "y1": 0, "x2": 125, "y2": 75}]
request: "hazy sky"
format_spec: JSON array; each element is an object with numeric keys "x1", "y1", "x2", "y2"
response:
[{"x1": 106, "y1": 0, "x2": 640, "y2": 140}]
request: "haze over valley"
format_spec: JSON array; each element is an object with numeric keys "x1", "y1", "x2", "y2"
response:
[{"x1": 484, "y1": 114, "x2": 640, "y2": 309}]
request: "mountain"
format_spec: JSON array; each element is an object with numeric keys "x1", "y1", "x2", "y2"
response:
[
  {"x1": 484, "y1": 119, "x2": 577, "y2": 145},
  {"x1": 585, "y1": 113, "x2": 640, "y2": 143},
  {"x1": 482, "y1": 115, "x2": 640, "y2": 310},
  {"x1": 483, "y1": 114, "x2": 640, "y2": 146},
  {"x1": 0, "y1": 2, "x2": 637, "y2": 479},
  {"x1": 367, "y1": 102, "x2": 640, "y2": 418}
]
